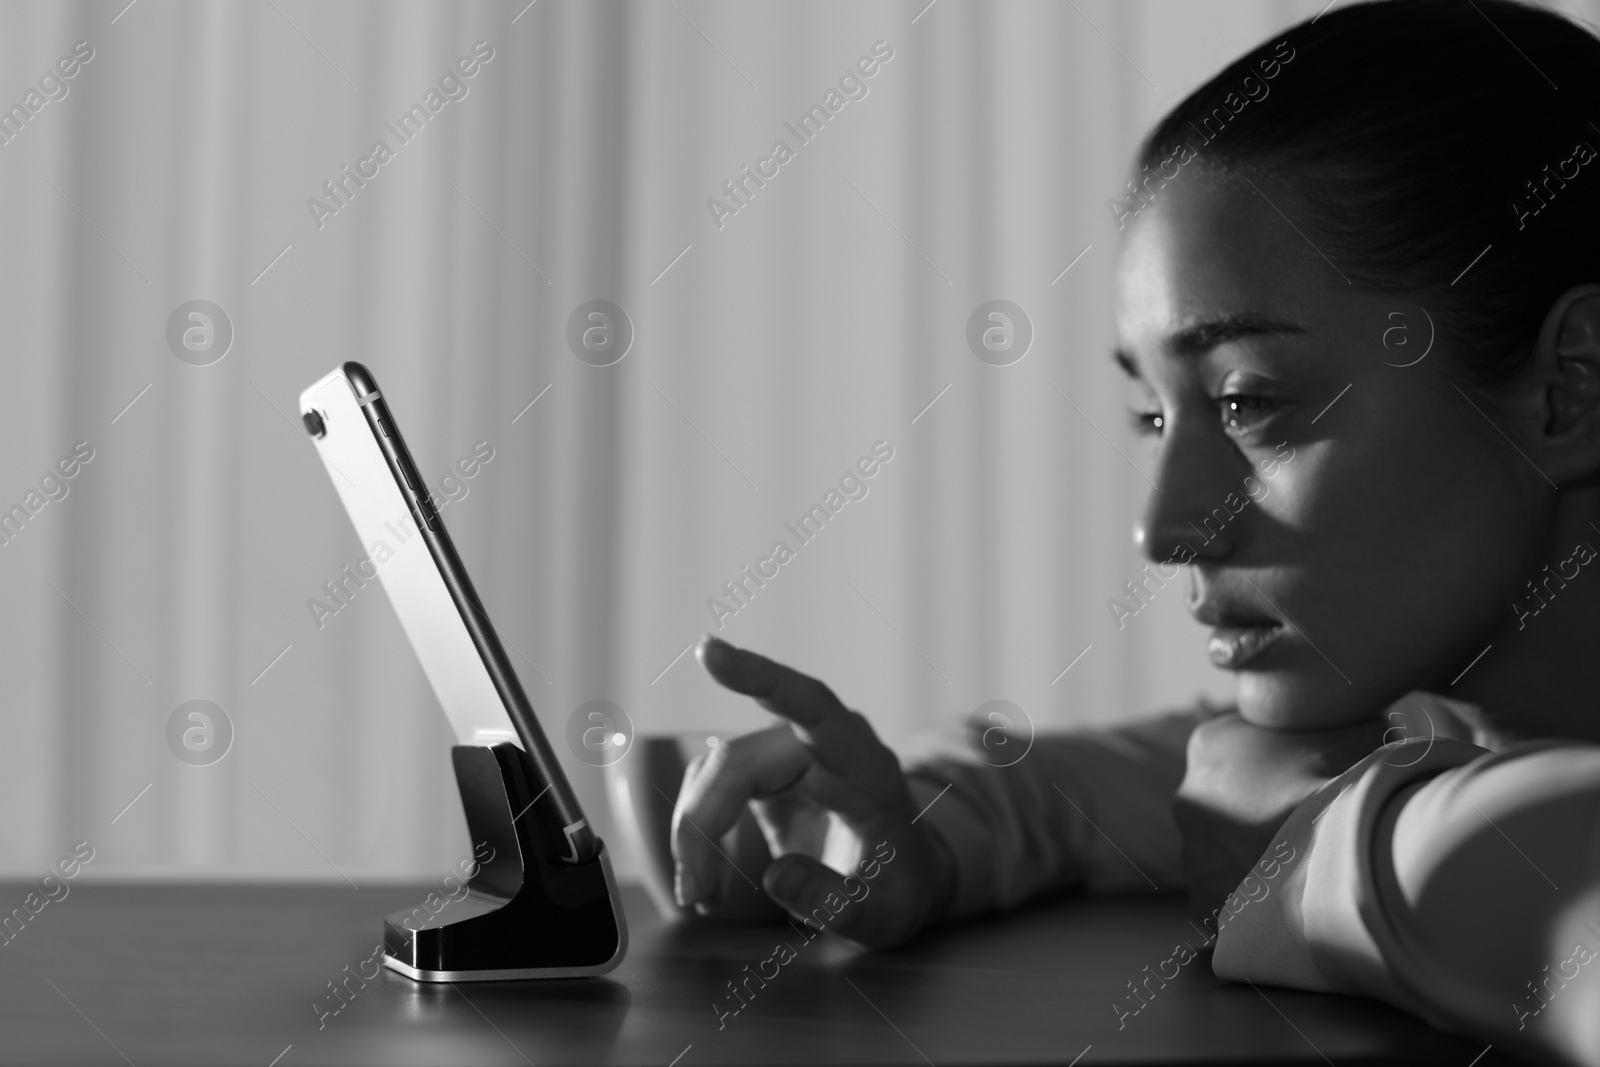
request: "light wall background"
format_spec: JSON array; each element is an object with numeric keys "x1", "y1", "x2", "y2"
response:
[{"x1": 1, "y1": 0, "x2": 1592, "y2": 882}]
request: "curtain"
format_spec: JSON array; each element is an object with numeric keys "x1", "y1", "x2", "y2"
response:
[{"x1": 2, "y1": 0, "x2": 1586, "y2": 882}]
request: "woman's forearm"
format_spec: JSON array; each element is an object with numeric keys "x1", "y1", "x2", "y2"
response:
[
  {"x1": 906, "y1": 711, "x2": 1199, "y2": 923},
  {"x1": 1213, "y1": 737, "x2": 1600, "y2": 1065}
]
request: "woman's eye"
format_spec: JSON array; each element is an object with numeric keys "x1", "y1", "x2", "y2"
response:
[
  {"x1": 1128, "y1": 408, "x2": 1165, "y2": 437},
  {"x1": 1219, "y1": 393, "x2": 1281, "y2": 436}
]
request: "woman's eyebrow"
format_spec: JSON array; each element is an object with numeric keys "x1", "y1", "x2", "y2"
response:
[
  {"x1": 1169, "y1": 313, "x2": 1307, "y2": 356},
  {"x1": 1113, "y1": 350, "x2": 1140, "y2": 378}
]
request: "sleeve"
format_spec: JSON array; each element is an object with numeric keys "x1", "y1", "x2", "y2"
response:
[
  {"x1": 1211, "y1": 736, "x2": 1600, "y2": 1066},
  {"x1": 903, "y1": 710, "x2": 1201, "y2": 922}
]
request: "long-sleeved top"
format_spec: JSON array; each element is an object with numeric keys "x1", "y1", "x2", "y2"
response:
[{"x1": 904, "y1": 692, "x2": 1600, "y2": 1066}]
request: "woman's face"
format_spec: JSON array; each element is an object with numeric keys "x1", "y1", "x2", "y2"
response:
[{"x1": 1115, "y1": 173, "x2": 1554, "y2": 729}]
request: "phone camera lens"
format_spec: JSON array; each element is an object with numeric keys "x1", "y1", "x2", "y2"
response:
[{"x1": 302, "y1": 410, "x2": 327, "y2": 438}]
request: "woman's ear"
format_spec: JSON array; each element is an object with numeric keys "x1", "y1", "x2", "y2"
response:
[{"x1": 1529, "y1": 285, "x2": 1600, "y2": 482}]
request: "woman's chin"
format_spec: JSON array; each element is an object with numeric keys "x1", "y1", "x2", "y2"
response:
[{"x1": 1235, "y1": 672, "x2": 1380, "y2": 732}]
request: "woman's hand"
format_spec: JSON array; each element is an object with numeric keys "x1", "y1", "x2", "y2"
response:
[
  {"x1": 1174, "y1": 710, "x2": 1379, "y2": 915},
  {"x1": 670, "y1": 636, "x2": 955, "y2": 948}
]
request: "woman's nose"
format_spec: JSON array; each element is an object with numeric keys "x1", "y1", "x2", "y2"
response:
[{"x1": 1134, "y1": 426, "x2": 1245, "y2": 564}]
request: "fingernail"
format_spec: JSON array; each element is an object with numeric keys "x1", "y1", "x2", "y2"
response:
[
  {"x1": 769, "y1": 861, "x2": 806, "y2": 903},
  {"x1": 676, "y1": 866, "x2": 699, "y2": 906},
  {"x1": 697, "y1": 635, "x2": 733, "y2": 670}
]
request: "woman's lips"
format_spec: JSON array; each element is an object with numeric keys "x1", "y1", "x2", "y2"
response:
[{"x1": 1207, "y1": 623, "x2": 1284, "y2": 669}]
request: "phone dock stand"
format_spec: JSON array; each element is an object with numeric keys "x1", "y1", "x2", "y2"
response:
[{"x1": 381, "y1": 743, "x2": 628, "y2": 981}]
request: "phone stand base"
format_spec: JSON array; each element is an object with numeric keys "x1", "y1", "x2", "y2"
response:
[{"x1": 381, "y1": 743, "x2": 627, "y2": 982}]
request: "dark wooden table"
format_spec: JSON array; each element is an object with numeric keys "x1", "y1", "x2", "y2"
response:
[{"x1": 0, "y1": 881, "x2": 1525, "y2": 1066}]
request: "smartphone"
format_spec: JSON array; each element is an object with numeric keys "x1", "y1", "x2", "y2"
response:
[{"x1": 298, "y1": 362, "x2": 596, "y2": 867}]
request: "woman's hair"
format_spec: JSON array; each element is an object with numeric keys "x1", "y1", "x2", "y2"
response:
[{"x1": 1138, "y1": 0, "x2": 1600, "y2": 387}]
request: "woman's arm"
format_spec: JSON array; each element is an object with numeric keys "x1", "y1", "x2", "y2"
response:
[
  {"x1": 1211, "y1": 737, "x2": 1600, "y2": 1065},
  {"x1": 906, "y1": 712, "x2": 1199, "y2": 921},
  {"x1": 673, "y1": 636, "x2": 1207, "y2": 944}
]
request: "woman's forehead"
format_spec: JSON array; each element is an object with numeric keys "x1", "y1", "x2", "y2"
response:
[{"x1": 1114, "y1": 177, "x2": 1342, "y2": 355}]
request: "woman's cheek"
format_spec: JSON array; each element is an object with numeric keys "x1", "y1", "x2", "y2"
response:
[{"x1": 1247, "y1": 445, "x2": 1312, "y2": 526}]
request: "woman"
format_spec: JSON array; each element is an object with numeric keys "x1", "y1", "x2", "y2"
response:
[{"x1": 671, "y1": 1, "x2": 1600, "y2": 1062}]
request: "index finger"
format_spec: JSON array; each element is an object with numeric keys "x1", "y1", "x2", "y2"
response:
[{"x1": 696, "y1": 635, "x2": 875, "y2": 774}]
